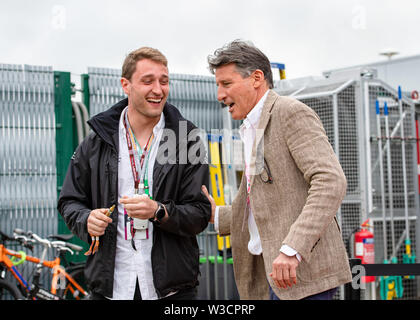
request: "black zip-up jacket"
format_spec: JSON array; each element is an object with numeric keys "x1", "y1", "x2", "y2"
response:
[{"x1": 57, "y1": 98, "x2": 211, "y2": 298}]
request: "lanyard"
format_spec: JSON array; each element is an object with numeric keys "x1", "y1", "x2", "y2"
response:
[
  {"x1": 123, "y1": 109, "x2": 155, "y2": 196},
  {"x1": 122, "y1": 109, "x2": 156, "y2": 248},
  {"x1": 243, "y1": 126, "x2": 254, "y2": 232},
  {"x1": 245, "y1": 163, "x2": 251, "y2": 206},
  {"x1": 242, "y1": 121, "x2": 256, "y2": 203}
]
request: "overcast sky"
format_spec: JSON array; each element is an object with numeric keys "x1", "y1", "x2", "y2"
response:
[{"x1": 1, "y1": 0, "x2": 419, "y2": 83}]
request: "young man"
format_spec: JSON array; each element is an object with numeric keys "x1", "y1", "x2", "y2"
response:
[
  {"x1": 58, "y1": 47, "x2": 210, "y2": 300},
  {"x1": 202, "y1": 40, "x2": 352, "y2": 300}
]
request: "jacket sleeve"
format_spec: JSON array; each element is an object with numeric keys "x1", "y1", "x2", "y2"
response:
[
  {"x1": 217, "y1": 205, "x2": 232, "y2": 236},
  {"x1": 157, "y1": 135, "x2": 211, "y2": 237},
  {"x1": 281, "y1": 100, "x2": 347, "y2": 263},
  {"x1": 57, "y1": 138, "x2": 93, "y2": 244}
]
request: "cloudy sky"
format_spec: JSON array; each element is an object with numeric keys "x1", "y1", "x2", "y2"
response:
[{"x1": 1, "y1": 0, "x2": 419, "y2": 82}]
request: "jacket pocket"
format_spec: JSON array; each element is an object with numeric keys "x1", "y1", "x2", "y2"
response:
[
  {"x1": 333, "y1": 216, "x2": 341, "y2": 233},
  {"x1": 310, "y1": 238, "x2": 321, "y2": 253},
  {"x1": 297, "y1": 221, "x2": 348, "y2": 283}
]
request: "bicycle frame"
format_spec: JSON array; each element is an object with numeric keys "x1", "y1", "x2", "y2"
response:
[
  {"x1": 0, "y1": 243, "x2": 88, "y2": 300},
  {"x1": 0, "y1": 244, "x2": 32, "y2": 295}
]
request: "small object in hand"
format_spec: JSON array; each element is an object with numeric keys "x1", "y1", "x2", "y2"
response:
[{"x1": 85, "y1": 205, "x2": 115, "y2": 256}]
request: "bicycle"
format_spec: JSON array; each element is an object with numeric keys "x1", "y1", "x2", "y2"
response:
[
  {"x1": 46, "y1": 233, "x2": 88, "y2": 300},
  {"x1": 0, "y1": 228, "x2": 90, "y2": 300},
  {"x1": 0, "y1": 229, "x2": 31, "y2": 299}
]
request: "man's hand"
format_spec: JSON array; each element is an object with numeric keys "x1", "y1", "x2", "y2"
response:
[
  {"x1": 201, "y1": 185, "x2": 215, "y2": 223},
  {"x1": 270, "y1": 252, "x2": 299, "y2": 289},
  {"x1": 87, "y1": 208, "x2": 113, "y2": 236},
  {"x1": 119, "y1": 195, "x2": 158, "y2": 220}
]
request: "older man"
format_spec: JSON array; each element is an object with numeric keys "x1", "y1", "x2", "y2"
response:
[{"x1": 202, "y1": 40, "x2": 352, "y2": 300}]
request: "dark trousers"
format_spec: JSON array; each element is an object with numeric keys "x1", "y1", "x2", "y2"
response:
[
  {"x1": 89, "y1": 280, "x2": 197, "y2": 300},
  {"x1": 134, "y1": 282, "x2": 197, "y2": 300},
  {"x1": 269, "y1": 285, "x2": 338, "y2": 300},
  {"x1": 134, "y1": 280, "x2": 197, "y2": 300}
]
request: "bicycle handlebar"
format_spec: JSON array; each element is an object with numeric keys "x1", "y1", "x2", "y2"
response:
[
  {"x1": 29, "y1": 232, "x2": 51, "y2": 248},
  {"x1": 64, "y1": 242, "x2": 83, "y2": 252},
  {"x1": 13, "y1": 229, "x2": 82, "y2": 254},
  {"x1": 13, "y1": 228, "x2": 27, "y2": 236},
  {"x1": 51, "y1": 241, "x2": 75, "y2": 255},
  {"x1": 1, "y1": 229, "x2": 35, "y2": 251}
]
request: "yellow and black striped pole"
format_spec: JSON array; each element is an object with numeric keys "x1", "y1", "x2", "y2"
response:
[{"x1": 208, "y1": 134, "x2": 231, "y2": 253}]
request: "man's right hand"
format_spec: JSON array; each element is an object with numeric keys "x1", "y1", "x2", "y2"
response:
[
  {"x1": 201, "y1": 185, "x2": 215, "y2": 223},
  {"x1": 87, "y1": 209, "x2": 113, "y2": 236}
]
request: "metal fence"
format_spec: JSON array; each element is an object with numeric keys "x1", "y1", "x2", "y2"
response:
[
  {"x1": 0, "y1": 63, "x2": 58, "y2": 293},
  {"x1": 0, "y1": 63, "x2": 57, "y2": 241}
]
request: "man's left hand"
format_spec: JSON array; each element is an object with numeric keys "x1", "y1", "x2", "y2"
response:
[
  {"x1": 270, "y1": 252, "x2": 299, "y2": 289},
  {"x1": 119, "y1": 195, "x2": 158, "y2": 220}
]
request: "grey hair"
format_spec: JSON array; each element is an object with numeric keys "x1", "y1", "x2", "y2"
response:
[{"x1": 207, "y1": 39, "x2": 274, "y2": 89}]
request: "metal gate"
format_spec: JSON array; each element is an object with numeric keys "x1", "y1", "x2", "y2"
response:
[
  {"x1": 0, "y1": 63, "x2": 57, "y2": 238},
  {"x1": 0, "y1": 63, "x2": 57, "y2": 291}
]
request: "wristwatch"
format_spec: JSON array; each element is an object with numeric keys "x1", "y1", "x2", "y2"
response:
[{"x1": 153, "y1": 202, "x2": 166, "y2": 223}]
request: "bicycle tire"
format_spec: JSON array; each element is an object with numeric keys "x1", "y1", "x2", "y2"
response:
[{"x1": 0, "y1": 278, "x2": 24, "y2": 300}]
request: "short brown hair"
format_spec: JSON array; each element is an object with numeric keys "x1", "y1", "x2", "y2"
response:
[{"x1": 121, "y1": 47, "x2": 168, "y2": 80}]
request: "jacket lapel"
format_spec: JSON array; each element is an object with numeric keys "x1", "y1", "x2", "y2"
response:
[{"x1": 249, "y1": 90, "x2": 278, "y2": 187}]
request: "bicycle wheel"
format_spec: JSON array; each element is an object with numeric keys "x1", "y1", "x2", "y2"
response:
[{"x1": 0, "y1": 278, "x2": 24, "y2": 300}]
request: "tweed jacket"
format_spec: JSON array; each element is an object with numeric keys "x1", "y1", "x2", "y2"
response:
[{"x1": 218, "y1": 90, "x2": 352, "y2": 300}]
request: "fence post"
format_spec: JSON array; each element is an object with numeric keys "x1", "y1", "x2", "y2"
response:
[
  {"x1": 54, "y1": 71, "x2": 74, "y2": 211},
  {"x1": 81, "y1": 73, "x2": 90, "y2": 114},
  {"x1": 54, "y1": 71, "x2": 89, "y2": 262}
]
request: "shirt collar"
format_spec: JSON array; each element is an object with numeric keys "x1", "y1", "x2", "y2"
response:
[
  {"x1": 241, "y1": 89, "x2": 269, "y2": 130},
  {"x1": 153, "y1": 111, "x2": 165, "y2": 134}
]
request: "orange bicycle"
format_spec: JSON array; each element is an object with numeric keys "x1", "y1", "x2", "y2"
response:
[{"x1": 0, "y1": 229, "x2": 90, "y2": 300}]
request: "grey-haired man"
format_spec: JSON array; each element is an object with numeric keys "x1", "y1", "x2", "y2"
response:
[{"x1": 202, "y1": 40, "x2": 352, "y2": 300}]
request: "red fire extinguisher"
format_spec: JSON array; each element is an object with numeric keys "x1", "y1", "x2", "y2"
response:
[{"x1": 354, "y1": 220, "x2": 375, "y2": 283}]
